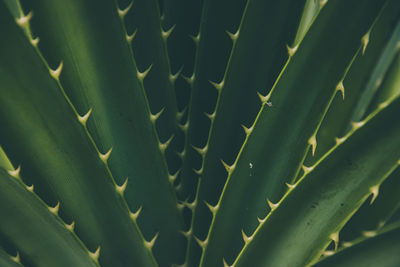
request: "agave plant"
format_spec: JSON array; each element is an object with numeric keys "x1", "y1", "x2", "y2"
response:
[{"x1": 1, "y1": 0, "x2": 400, "y2": 266}]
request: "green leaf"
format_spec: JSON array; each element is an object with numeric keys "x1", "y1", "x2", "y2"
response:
[
  {"x1": 314, "y1": 222, "x2": 400, "y2": 267},
  {"x1": 0, "y1": 3, "x2": 158, "y2": 266},
  {"x1": 0, "y1": 168, "x2": 97, "y2": 267},
  {"x1": 198, "y1": 0, "x2": 389, "y2": 266},
  {"x1": 233, "y1": 96, "x2": 400, "y2": 267},
  {"x1": 0, "y1": 249, "x2": 22, "y2": 267}
]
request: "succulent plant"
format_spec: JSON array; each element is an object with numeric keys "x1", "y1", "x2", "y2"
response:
[{"x1": 1, "y1": 0, "x2": 400, "y2": 266}]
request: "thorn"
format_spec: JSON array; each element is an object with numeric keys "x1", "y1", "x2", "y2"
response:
[
  {"x1": 341, "y1": 241, "x2": 352, "y2": 248},
  {"x1": 183, "y1": 199, "x2": 197, "y2": 210},
  {"x1": 241, "y1": 229, "x2": 253, "y2": 244},
  {"x1": 159, "y1": 135, "x2": 174, "y2": 152},
  {"x1": 179, "y1": 121, "x2": 189, "y2": 132},
  {"x1": 10, "y1": 252, "x2": 20, "y2": 263},
  {"x1": 130, "y1": 206, "x2": 142, "y2": 221},
  {"x1": 190, "y1": 33, "x2": 200, "y2": 45},
  {"x1": 209, "y1": 80, "x2": 224, "y2": 92},
  {"x1": 99, "y1": 147, "x2": 113, "y2": 163},
  {"x1": 241, "y1": 124, "x2": 253, "y2": 136},
  {"x1": 16, "y1": 11, "x2": 33, "y2": 28},
  {"x1": 65, "y1": 221, "x2": 75, "y2": 231},
  {"x1": 8, "y1": 165, "x2": 21, "y2": 179},
  {"x1": 49, "y1": 61, "x2": 64, "y2": 80},
  {"x1": 286, "y1": 43, "x2": 299, "y2": 57},
  {"x1": 162, "y1": 24, "x2": 176, "y2": 40},
  {"x1": 257, "y1": 216, "x2": 267, "y2": 224},
  {"x1": 330, "y1": 232, "x2": 339, "y2": 250},
  {"x1": 192, "y1": 144, "x2": 208, "y2": 156},
  {"x1": 116, "y1": 177, "x2": 128, "y2": 195},
  {"x1": 118, "y1": 1, "x2": 133, "y2": 18},
  {"x1": 204, "y1": 111, "x2": 216, "y2": 121},
  {"x1": 176, "y1": 148, "x2": 186, "y2": 159},
  {"x1": 170, "y1": 66, "x2": 183, "y2": 84},
  {"x1": 322, "y1": 250, "x2": 335, "y2": 257},
  {"x1": 267, "y1": 198, "x2": 279, "y2": 211},
  {"x1": 351, "y1": 121, "x2": 366, "y2": 130},
  {"x1": 318, "y1": 0, "x2": 328, "y2": 8},
  {"x1": 378, "y1": 100, "x2": 390, "y2": 109},
  {"x1": 370, "y1": 185, "x2": 379, "y2": 204},
  {"x1": 226, "y1": 29, "x2": 239, "y2": 41},
  {"x1": 335, "y1": 136, "x2": 346, "y2": 145},
  {"x1": 182, "y1": 73, "x2": 195, "y2": 85},
  {"x1": 78, "y1": 108, "x2": 93, "y2": 126},
  {"x1": 377, "y1": 220, "x2": 385, "y2": 229},
  {"x1": 30, "y1": 37, "x2": 40, "y2": 46},
  {"x1": 126, "y1": 29, "x2": 138, "y2": 44},
  {"x1": 308, "y1": 135, "x2": 317, "y2": 156},
  {"x1": 223, "y1": 258, "x2": 231, "y2": 267},
  {"x1": 256, "y1": 91, "x2": 270, "y2": 104},
  {"x1": 150, "y1": 107, "x2": 165, "y2": 123},
  {"x1": 336, "y1": 81, "x2": 345, "y2": 100},
  {"x1": 137, "y1": 64, "x2": 152, "y2": 81},
  {"x1": 193, "y1": 235, "x2": 208, "y2": 249},
  {"x1": 362, "y1": 230, "x2": 376, "y2": 237},
  {"x1": 180, "y1": 228, "x2": 192, "y2": 239},
  {"x1": 221, "y1": 159, "x2": 235, "y2": 174},
  {"x1": 204, "y1": 200, "x2": 219, "y2": 214},
  {"x1": 177, "y1": 107, "x2": 188, "y2": 121},
  {"x1": 361, "y1": 31, "x2": 370, "y2": 55},
  {"x1": 144, "y1": 233, "x2": 159, "y2": 250},
  {"x1": 193, "y1": 166, "x2": 203, "y2": 176},
  {"x1": 88, "y1": 246, "x2": 101, "y2": 262},
  {"x1": 302, "y1": 165, "x2": 314, "y2": 175},
  {"x1": 285, "y1": 182, "x2": 296, "y2": 189},
  {"x1": 26, "y1": 184, "x2": 34, "y2": 192},
  {"x1": 48, "y1": 202, "x2": 60, "y2": 215},
  {"x1": 168, "y1": 169, "x2": 181, "y2": 183},
  {"x1": 177, "y1": 202, "x2": 185, "y2": 211}
]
